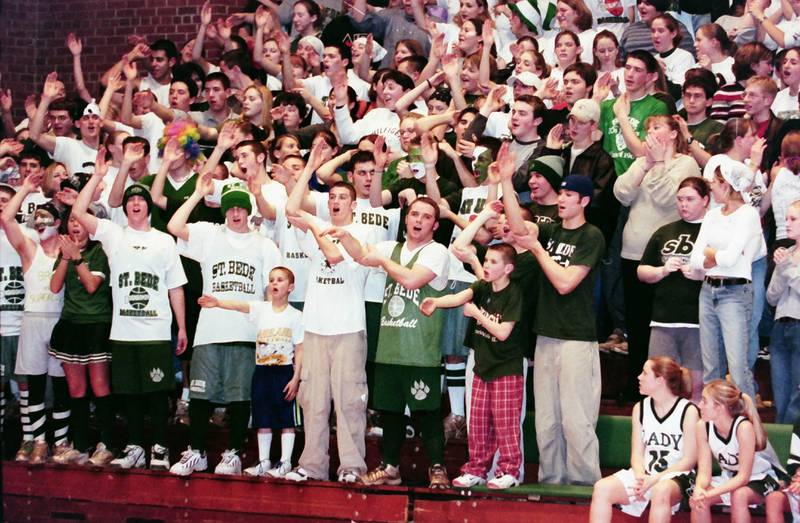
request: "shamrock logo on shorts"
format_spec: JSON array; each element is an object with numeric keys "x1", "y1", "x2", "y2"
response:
[{"x1": 411, "y1": 380, "x2": 430, "y2": 401}]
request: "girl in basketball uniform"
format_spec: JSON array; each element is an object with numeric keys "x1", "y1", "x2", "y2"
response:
[
  {"x1": 690, "y1": 379, "x2": 787, "y2": 522},
  {"x1": 590, "y1": 357, "x2": 698, "y2": 522}
]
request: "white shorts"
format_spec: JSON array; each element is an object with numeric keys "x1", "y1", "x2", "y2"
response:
[
  {"x1": 16, "y1": 312, "x2": 63, "y2": 377},
  {"x1": 787, "y1": 491, "x2": 800, "y2": 521},
  {"x1": 613, "y1": 467, "x2": 684, "y2": 517}
]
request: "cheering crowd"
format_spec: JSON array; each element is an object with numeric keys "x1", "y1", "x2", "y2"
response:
[{"x1": 2, "y1": 0, "x2": 800, "y2": 518}]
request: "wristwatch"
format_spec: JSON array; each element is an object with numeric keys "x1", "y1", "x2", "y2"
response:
[
  {"x1": 687, "y1": 136, "x2": 695, "y2": 145},
  {"x1": 73, "y1": 257, "x2": 85, "y2": 266}
]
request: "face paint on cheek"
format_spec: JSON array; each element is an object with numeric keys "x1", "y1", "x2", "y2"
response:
[{"x1": 39, "y1": 225, "x2": 59, "y2": 240}]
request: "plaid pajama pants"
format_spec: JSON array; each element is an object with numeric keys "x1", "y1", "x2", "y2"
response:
[{"x1": 461, "y1": 373, "x2": 524, "y2": 478}]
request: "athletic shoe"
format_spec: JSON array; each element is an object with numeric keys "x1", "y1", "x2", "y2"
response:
[
  {"x1": 52, "y1": 447, "x2": 89, "y2": 465},
  {"x1": 598, "y1": 330, "x2": 625, "y2": 352},
  {"x1": 338, "y1": 469, "x2": 359, "y2": 483},
  {"x1": 267, "y1": 461, "x2": 292, "y2": 479},
  {"x1": 28, "y1": 441, "x2": 50, "y2": 465},
  {"x1": 149, "y1": 444, "x2": 170, "y2": 470},
  {"x1": 110, "y1": 445, "x2": 146, "y2": 469},
  {"x1": 452, "y1": 473, "x2": 486, "y2": 488},
  {"x1": 758, "y1": 346, "x2": 771, "y2": 361},
  {"x1": 443, "y1": 413, "x2": 466, "y2": 441},
  {"x1": 405, "y1": 416, "x2": 415, "y2": 439},
  {"x1": 51, "y1": 441, "x2": 72, "y2": 461},
  {"x1": 169, "y1": 447, "x2": 208, "y2": 476},
  {"x1": 174, "y1": 399, "x2": 190, "y2": 425},
  {"x1": 285, "y1": 466, "x2": 322, "y2": 482},
  {"x1": 244, "y1": 459, "x2": 272, "y2": 477},
  {"x1": 214, "y1": 449, "x2": 241, "y2": 475},
  {"x1": 428, "y1": 464, "x2": 450, "y2": 489},
  {"x1": 487, "y1": 474, "x2": 519, "y2": 489},
  {"x1": 15, "y1": 440, "x2": 34, "y2": 462},
  {"x1": 88, "y1": 442, "x2": 115, "y2": 467},
  {"x1": 358, "y1": 463, "x2": 402, "y2": 486}
]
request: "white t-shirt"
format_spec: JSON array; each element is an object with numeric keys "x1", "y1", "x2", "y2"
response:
[
  {"x1": 140, "y1": 74, "x2": 171, "y2": 106},
  {"x1": 772, "y1": 167, "x2": 800, "y2": 240},
  {"x1": 586, "y1": 0, "x2": 635, "y2": 38},
  {"x1": 135, "y1": 112, "x2": 166, "y2": 175},
  {"x1": 178, "y1": 222, "x2": 281, "y2": 346},
  {"x1": 92, "y1": 219, "x2": 187, "y2": 341},
  {"x1": 272, "y1": 194, "x2": 331, "y2": 303},
  {"x1": 302, "y1": 70, "x2": 371, "y2": 125},
  {"x1": 248, "y1": 302, "x2": 304, "y2": 366},
  {"x1": 0, "y1": 230, "x2": 25, "y2": 335},
  {"x1": 447, "y1": 185, "x2": 496, "y2": 282},
  {"x1": 353, "y1": 198, "x2": 401, "y2": 302},
  {"x1": 99, "y1": 166, "x2": 136, "y2": 226},
  {"x1": 299, "y1": 215, "x2": 373, "y2": 335},
  {"x1": 772, "y1": 88, "x2": 800, "y2": 120},
  {"x1": 661, "y1": 48, "x2": 696, "y2": 86},
  {"x1": 53, "y1": 137, "x2": 98, "y2": 176},
  {"x1": 689, "y1": 205, "x2": 763, "y2": 280},
  {"x1": 334, "y1": 106, "x2": 402, "y2": 151},
  {"x1": 373, "y1": 239, "x2": 450, "y2": 292}
]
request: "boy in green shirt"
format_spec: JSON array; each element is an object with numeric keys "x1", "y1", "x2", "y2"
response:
[{"x1": 421, "y1": 243, "x2": 526, "y2": 490}]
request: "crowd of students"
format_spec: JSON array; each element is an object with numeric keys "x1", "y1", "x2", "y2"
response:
[{"x1": 1, "y1": 0, "x2": 800, "y2": 516}]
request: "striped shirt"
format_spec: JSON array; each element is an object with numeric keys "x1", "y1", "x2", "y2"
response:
[{"x1": 710, "y1": 82, "x2": 746, "y2": 122}]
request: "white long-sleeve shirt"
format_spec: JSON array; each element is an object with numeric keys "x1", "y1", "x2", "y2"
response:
[
  {"x1": 690, "y1": 204, "x2": 763, "y2": 280},
  {"x1": 334, "y1": 106, "x2": 401, "y2": 152}
]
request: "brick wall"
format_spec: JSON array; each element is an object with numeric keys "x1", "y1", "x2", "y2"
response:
[{"x1": 0, "y1": 0, "x2": 236, "y2": 124}]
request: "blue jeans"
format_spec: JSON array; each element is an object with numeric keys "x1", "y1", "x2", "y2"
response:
[
  {"x1": 748, "y1": 256, "x2": 767, "y2": 371},
  {"x1": 699, "y1": 282, "x2": 755, "y2": 398},
  {"x1": 770, "y1": 320, "x2": 800, "y2": 424}
]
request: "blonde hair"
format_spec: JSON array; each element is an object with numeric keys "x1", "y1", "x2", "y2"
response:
[
  {"x1": 746, "y1": 75, "x2": 779, "y2": 99},
  {"x1": 645, "y1": 115, "x2": 689, "y2": 155},
  {"x1": 243, "y1": 84, "x2": 274, "y2": 135},
  {"x1": 703, "y1": 380, "x2": 767, "y2": 451},
  {"x1": 43, "y1": 162, "x2": 68, "y2": 198}
]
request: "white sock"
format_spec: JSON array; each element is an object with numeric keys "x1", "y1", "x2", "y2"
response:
[
  {"x1": 404, "y1": 405, "x2": 411, "y2": 417},
  {"x1": 445, "y1": 362, "x2": 467, "y2": 417},
  {"x1": 181, "y1": 388, "x2": 190, "y2": 401},
  {"x1": 280, "y1": 432, "x2": 295, "y2": 463},
  {"x1": 257, "y1": 431, "x2": 272, "y2": 462}
]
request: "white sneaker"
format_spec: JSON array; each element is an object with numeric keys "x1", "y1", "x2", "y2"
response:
[
  {"x1": 149, "y1": 444, "x2": 171, "y2": 470},
  {"x1": 338, "y1": 469, "x2": 359, "y2": 483},
  {"x1": 244, "y1": 459, "x2": 272, "y2": 477},
  {"x1": 268, "y1": 461, "x2": 292, "y2": 478},
  {"x1": 110, "y1": 445, "x2": 146, "y2": 469},
  {"x1": 285, "y1": 466, "x2": 317, "y2": 482},
  {"x1": 452, "y1": 473, "x2": 486, "y2": 488},
  {"x1": 169, "y1": 447, "x2": 208, "y2": 476},
  {"x1": 487, "y1": 474, "x2": 519, "y2": 489},
  {"x1": 214, "y1": 449, "x2": 242, "y2": 475}
]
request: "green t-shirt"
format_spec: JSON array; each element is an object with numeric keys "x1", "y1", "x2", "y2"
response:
[
  {"x1": 467, "y1": 279, "x2": 525, "y2": 381},
  {"x1": 688, "y1": 118, "x2": 724, "y2": 147},
  {"x1": 640, "y1": 219, "x2": 702, "y2": 325},
  {"x1": 528, "y1": 202, "x2": 560, "y2": 224},
  {"x1": 55, "y1": 241, "x2": 112, "y2": 323},
  {"x1": 600, "y1": 95, "x2": 669, "y2": 176},
  {"x1": 534, "y1": 222, "x2": 605, "y2": 341},
  {"x1": 139, "y1": 173, "x2": 222, "y2": 233}
]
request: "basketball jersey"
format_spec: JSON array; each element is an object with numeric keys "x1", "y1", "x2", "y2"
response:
[
  {"x1": 640, "y1": 397, "x2": 695, "y2": 474},
  {"x1": 707, "y1": 416, "x2": 774, "y2": 481},
  {"x1": 178, "y1": 222, "x2": 281, "y2": 346},
  {"x1": 1, "y1": 230, "x2": 25, "y2": 335},
  {"x1": 23, "y1": 244, "x2": 63, "y2": 314}
]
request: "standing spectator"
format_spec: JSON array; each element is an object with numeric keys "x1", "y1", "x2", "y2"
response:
[
  {"x1": 710, "y1": 44, "x2": 773, "y2": 122},
  {"x1": 693, "y1": 23, "x2": 736, "y2": 86},
  {"x1": 620, "y1": 0, "x2": 694, "y2": 57},
  {"x1": 72, "y1": 157, "x2": 188, "y2": 471},
  {"x1": 613, "y1": 115, "x2": 699, "y2": 399},
  {"x1": 690, "y1": 158, "x2": 762, "y2": 399},
  {"x1": 766, "y1": 200, "x2": 800, "y2": 424},
  {"x1": 511, "y1": 173, "x2": 606, "y2": 485}
]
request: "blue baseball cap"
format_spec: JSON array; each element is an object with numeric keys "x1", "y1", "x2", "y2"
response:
[{"x1": 560, "y1": 174, "x2": 594, "y2": 200}]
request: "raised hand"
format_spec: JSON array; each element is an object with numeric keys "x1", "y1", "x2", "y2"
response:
[
  {"x1": 163, "y1": 138, "x2": 185, "y2": 167},
  {"x1": 122, "y1": 141, "x2": 145, "y2": 166},
  {"x1": 128, "y1": 42, "x2": 151, "y2": 61},
  {"x1": 546, "y1": 124, "x2": 564, "y2": 149},
  {"x1": 200, "y1": 0, "x2": 213, "y2": 26},
  {"x1": 66, "y1": 33, "x2": 83, "y2": 56},
  {"x1": 254, "y1": 5, "x2": 270, "y2": 29},
  {"x1": 216, "y1": 18, "x2": 232, "y2": 40},
  {"x1": 372, "y1": 135, "x2": 389, "y2": 171},
  {"x1": 0, "y1": 139, "x2": 23, "y2": 157},
  {"x1": 107, "y1": 70, "x2": 126, "y2": 92},
  {"x1": 420, "y1": 133, "x2": 439, "y2": 165},
  {"x1": 42, "y1": 72, "x2": 61, "y2": 101},
  {"x1": 0, "y1": 89, "x2": 12, "y2": 113},
  {"x1": 195, "y1": 172, "x2": 214, "y2": 197},
  {"x1": 441, "y1": 53, "x2": 461, "y2": 78},
  {"x1": 481, "y1": 19, "x2": 495, "y2": 48},
  {"x1": 217, "y1": 121, "x2": 238, "y2": 151},
  {"x1": 121, "y1": 56, "x2": 138, "y2": 81},
  {"x1": 25, "y1": 94, "x2": 37, "y2": 119}
]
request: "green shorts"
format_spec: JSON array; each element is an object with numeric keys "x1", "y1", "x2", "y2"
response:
[
  {"x1": 372, "y1": 363, "x2": 441, "y2": 413},
  {"x1": 111, "y1": 341, "x2": 173, "y2": 394},
  {"x1": 189, "y1": 343, "x2": 255, "y2": 403}
]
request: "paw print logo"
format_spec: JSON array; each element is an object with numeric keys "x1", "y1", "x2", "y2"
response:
[
  {"x1": 149, "y1": 368, "x2": 164, "y2": 383},
  {"x1": 411, "y1": 380, "x2": 429, "y2": 401}
]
